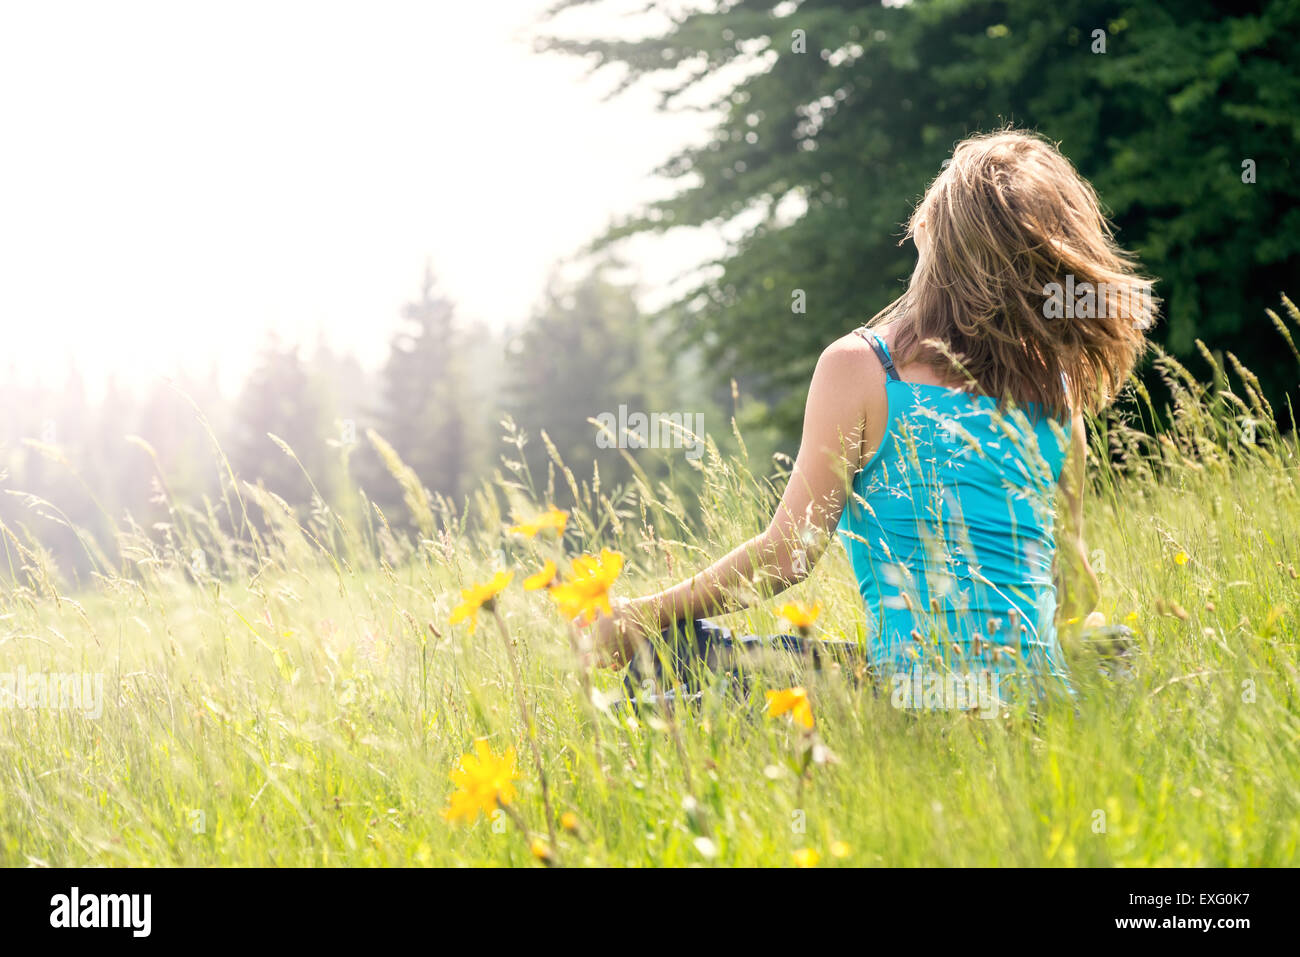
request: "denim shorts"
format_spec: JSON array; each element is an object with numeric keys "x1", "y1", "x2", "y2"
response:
[
  {"x1": 622, "y1": 618, "x2": 864, "y2": 707},
  {"x1": 620, "y1": 617, "x2": 1114, "y2": 716}
]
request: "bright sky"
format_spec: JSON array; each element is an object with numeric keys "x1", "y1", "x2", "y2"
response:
[{"x1": 0, "y1": 0, "x2": 722, "y2": 397}]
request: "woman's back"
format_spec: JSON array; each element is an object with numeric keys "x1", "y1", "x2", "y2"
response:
[
  {"x1": 594, "y1": 131, "x2": 1153, "y2": 698},
  {"x1": 838, "y1": 329, "x2": 1072, "y2": 684}
]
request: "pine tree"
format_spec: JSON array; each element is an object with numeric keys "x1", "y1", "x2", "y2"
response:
[
  {"x1": 370, "y1": 262, "x2": 469, "y2": 508},
  {"x1": 505, "y1": 261, "x2": 717, "y2": 502},
  {"x1": 543, "y1": 0, "x2": 1300, "y2": 431},
  {"x1": 230, "y1": 334, "x2": 334, "y2": 508}
]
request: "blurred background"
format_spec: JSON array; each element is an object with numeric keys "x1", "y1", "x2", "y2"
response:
[{"x1": 2, "y1": 0, "x2": 1297, "y2": 583}]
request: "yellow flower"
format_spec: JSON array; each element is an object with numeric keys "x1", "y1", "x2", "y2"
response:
[
  {"x1": 549, "y1": 549, "x2": 624, "y2": 624},
  {"x1": 523, "y1": 560, "x2": 558, "y2": 591},
  {"x1": 765, "y1": 686, "x2": 814, "y2": 729},
  {"x1": 778, "y1": 601, "x2": 822, "y2": 632},
  {"x1": 509, "y1": 506, "x2": 568, "y2": 539},
  {"x1": 792, "y1": 848, "x2": 820, "y2": 868},
  {"x1": 449, "y1": 571, "x2": 513, "y2": 634},
  {"x1": 530, "y1": 838, "x2": 555, "y2": 864},
  {"x1": 441, "y1": 739, "x2": 519, "y2": 824},
  {"x1": 560, "y1": 812, "x2": 580, "y2": 833},
  {"x1": 1174, "y1": 550, "x2": 1189, "y2": 566},
  {"x1": 830, "y1": 841, "x2": 850, "y2": 859}
]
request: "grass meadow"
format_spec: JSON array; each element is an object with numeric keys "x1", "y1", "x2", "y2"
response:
[{"x1": 3, "y1": 302, "x2": 1299, "y2": 867}]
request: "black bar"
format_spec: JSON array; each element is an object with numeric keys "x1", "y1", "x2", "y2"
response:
[{"x1": 0, "y1": 866, "x2": 1281, "y2": 944}]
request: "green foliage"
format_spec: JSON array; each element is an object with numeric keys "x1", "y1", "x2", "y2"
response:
[
  {"x1": 0, "y1": 366, "x2": 227, "y2": 587},
  {"x1": 369, "y1": 262, "x2": 474, "y2": 504},
  {"x1": 502, "y1": 261, "x2": 778, "y2": 511},
  {"x1": 543, "y1": 0, "x2": 1300, "y2": 432},
  {"x1": 231, "y1": 336, "x2": 339, "y2": 510},
  {"x1": 504, "y1": 262, "x2": 668, "y2": 499}
]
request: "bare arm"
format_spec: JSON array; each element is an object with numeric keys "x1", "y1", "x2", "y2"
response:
[{"x1": 597, "y1": 334, "x2": 885, "y2": 660}]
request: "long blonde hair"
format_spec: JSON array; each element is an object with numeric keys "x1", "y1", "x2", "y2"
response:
[{"x1": 871, "y1": 129, "x2": 1158, "y2": 417}]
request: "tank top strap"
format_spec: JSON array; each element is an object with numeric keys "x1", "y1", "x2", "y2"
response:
[{"x1": 854, "y1": 327, "x2": 899, "y2": 381}]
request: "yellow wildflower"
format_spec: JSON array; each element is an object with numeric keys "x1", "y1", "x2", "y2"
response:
[
  {"x1": 509, "y1": 506, "x2": 568, "y2": 539},
  {"x1": 440, "y1": 739, "x2": 519, "y2": 824},
  {"x1": 778, "y1": 601, "x2": 822, "y2": 633},
  {"x1": 792, "y1": 848, "x2": 820, "y2": 868},
  {"x1": 523, "y1": 560, "x2": 558, "y2": 591},
  {"x1": 765, "y1": 686, "x2": 814, "y2": 729},
  {"x1": 550, "y1": 549, "x2": 624, "y2": 624},
  {"x1": 449, "y1": 571, "x2": 513, "y2": 634}
]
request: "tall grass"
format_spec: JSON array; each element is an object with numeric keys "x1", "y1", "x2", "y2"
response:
[{"x1": 1, "y1": 300, "x2": 1298, "y2": 866}]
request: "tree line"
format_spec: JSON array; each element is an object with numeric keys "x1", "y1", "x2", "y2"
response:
[{"x1": 0, "y1": 261, "x2": 777, "y2": 586}]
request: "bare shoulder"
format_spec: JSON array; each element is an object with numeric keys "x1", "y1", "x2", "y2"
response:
[
  {"x1": 799, "y1": 330, "x2": 889, "y2": 458},
  {"x1": 803, "y1": 329, "x2": 890, "y2": 437},
  {"x1": 813, "y1": 329, "x2": 887, "y2": 390},
  {"x1": 818, "y1": 330, "x2": 871, "y2": 365}
]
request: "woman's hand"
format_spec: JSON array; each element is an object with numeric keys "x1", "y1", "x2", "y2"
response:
[{"x1": 587, "y1": 598, "x2": 655, "y2": 668}]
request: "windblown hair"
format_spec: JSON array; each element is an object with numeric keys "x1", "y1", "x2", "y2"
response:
[{"x1": 870, "y1": 129, "x2": 1158, "y2": 417}]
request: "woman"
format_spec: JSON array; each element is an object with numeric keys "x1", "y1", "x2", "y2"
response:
[{"x1": 592, "y1": 130, "x2": 1156, "y2": 703}]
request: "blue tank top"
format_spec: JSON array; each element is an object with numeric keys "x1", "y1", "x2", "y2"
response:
[{"x1": 837, "y1": 329, "x2": 1073, "y2": 686}]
